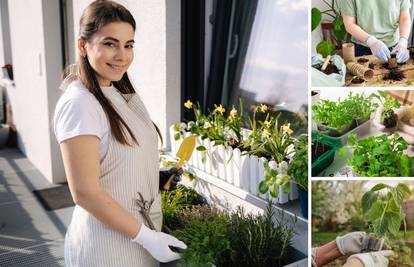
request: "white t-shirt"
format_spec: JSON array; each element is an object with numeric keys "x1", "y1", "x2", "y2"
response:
[{"x1": 53, "y1": 80, "x2": 118, "y2": 160}]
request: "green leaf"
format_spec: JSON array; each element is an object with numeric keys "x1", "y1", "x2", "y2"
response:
[
  {"x1": 269, "y1": 184, "x2": 279, "y2": 198},
  {"x1": 259, "y1": 181, "x2": 269, "y2": 194},
  {"x1": 387, "y1": 211, "x2": 402, "y2": 237},
  {"x1": 332, "y1": 16, "x2": 346, "y2": 41},
  {"x1": 370, "y1": 183, "x2": 387, "y2": 192},
  {"x1": 361, "y1": 191, "x2": 377, "y2": 214},
  {"x1": 400, "y1": 155, "x2": 412, "y2": 177},
  {"x1": 338, "y1": 147, "x2": 348, "y2": 158},
  {"x1": 367, "y1": 201, "x2": 384, "y2": 221},
  {"x1": 316, "y1": 41, "x2": 336, "y2": 58},
  {"x1": 174, "y1": 133, "x2": 180, "y2": 141},
  {"x1": 311, "y1": 8, "x2": 322, "y2": 31},
  {"x1": 196, "y1": 145, "x2": 207, "y2": 152}
]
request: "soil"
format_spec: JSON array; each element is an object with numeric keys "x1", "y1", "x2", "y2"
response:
[
  {"x1": 368, "y1": 63, "x2": 375, "y2": 69},
  {"x1": 351, "y1": 77, "x2": 365, "y2": 84},
  {"x1": 383, "y1": 69, "x2": 405, "y2": 81},
  {"x1": 311, "y1": 142, "x2": 332, "y2": 163},
  {"x1": 382, "y1": 109, "x2": 398, "y2": 128},
  {"x1": 255, "y1": 151, "x2": 272, "y2": 160},
  {"x1": 382, "y1": 62, "x2": 406, "y2": 69},
  {"x1": 227, "y1": 138, "x2": 239, "y2": 149},
  {"x1": 317, "y1": 64, "x2": 339, "y2": 75},
  {"x1": 357, "y1": 58, "x2": 369, "y2": 64}
]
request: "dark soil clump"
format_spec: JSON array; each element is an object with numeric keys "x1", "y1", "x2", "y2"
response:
[
  {"x1": 383, "y1": 69, "x2": 405, "y2": 81},
  {"x1": 317, "y1": 64, "x2": 339, "y2": 75},
  {"x1": 368, "y1": 63, "x2": 375, "y2": 69},
  {"x1": 382, "y1": 109, "x2": 398, "y2": 128},
  {"x1": 312, "y1": 142, "x2": 332, "y2": 163},
  {"x1": 357, "y1": 58, "x2": 369, "y2": 64},
  {"x1": 351, "y1": 77, "x2": 365, "y2": 84}
]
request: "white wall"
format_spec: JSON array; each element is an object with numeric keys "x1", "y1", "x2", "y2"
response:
[
  {"x1": 6, "y1": 0, "x2": 65, "y2": 183},
  {"x1": 70, "y1": 0, "x2": 181, "y2": 150}
]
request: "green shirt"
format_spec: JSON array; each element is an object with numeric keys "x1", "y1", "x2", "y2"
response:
[{"x1": 339, "y1": 0, "x2": 411, "y2": 47}]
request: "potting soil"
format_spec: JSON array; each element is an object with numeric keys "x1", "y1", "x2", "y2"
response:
[{"x1": 311, "y1": 142, "x2": 332, "y2": 163}]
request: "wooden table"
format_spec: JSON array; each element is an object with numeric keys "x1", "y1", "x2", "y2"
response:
[{"x1": 345, "y1": 54, "x2": 414, "y2": 87}]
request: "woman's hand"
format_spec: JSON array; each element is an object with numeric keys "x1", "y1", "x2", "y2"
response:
[
  {"x1": 159, "y1": 167, "x2": 183, "y2": 190},
  {"x1": 132, "y1": 224, "x2": 187, "y2": 262},
  {"x1": 336, "y1": 231, "x2": 366, "y2": 255},
  {"x1": 345, "y1": 250, "x2": 393, "y2": 267}
]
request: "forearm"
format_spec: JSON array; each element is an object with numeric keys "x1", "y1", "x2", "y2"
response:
[
  {"x1": 344, "y1": 22, "x2": 370, "y2": 44},
  {"x1": 399, "y1": 11, "x2": 411, "y2": 39},
  {"x1": 77, "y1": 190, "x2": 141, "y2": 239},
  {"x1": 315, "y1": 240, "x2": 343, "y2": 266}
]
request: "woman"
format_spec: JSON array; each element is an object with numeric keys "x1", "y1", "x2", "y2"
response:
[
  {"x1": 340, "y1": 0, "x2": 411, "y2": 62},
  {"x1": 53, "y1": 1, "x2": 186, "y2": 266}
]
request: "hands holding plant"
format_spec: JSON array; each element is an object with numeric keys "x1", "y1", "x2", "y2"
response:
[{"x1": 372, "y1": 105, "x2": 414, "y2": 145}]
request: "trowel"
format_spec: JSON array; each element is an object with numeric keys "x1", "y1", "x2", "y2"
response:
[{"x1": 163, "y1": 134, "x2": 196, "y2": 190}]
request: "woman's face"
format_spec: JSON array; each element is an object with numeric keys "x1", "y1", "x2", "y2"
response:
[{"x1": 80, "y1": 22, "x2": 135, "y2": 87}]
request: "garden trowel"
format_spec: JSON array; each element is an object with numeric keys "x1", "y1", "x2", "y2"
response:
[{"x1": 163, "y1": 135, "x2": 196, "y2": 190}]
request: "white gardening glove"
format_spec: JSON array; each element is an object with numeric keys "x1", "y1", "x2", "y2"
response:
[
  {"x1": 372, "y1": 106, "x2": 414, "y2": 144},
  {"x1": 391, "y1": 37, "x2": 409, "y2": 63},
  {"x1": 366, "y1": 36, "x2": 391, "y2": 62},
  {"x1": 347, "y1": 250, "x2": 393, "y2": 267},
  {"x1": 132, "y1": 224, "x2": 187, "y2": 263},
  {"x1": 336, "y1": 231, "x2": 366, "y2": 255}
]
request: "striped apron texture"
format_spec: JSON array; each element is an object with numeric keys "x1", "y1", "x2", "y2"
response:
[{"x1": 64, "y1": 87, "x2": 161, "y2": 267}]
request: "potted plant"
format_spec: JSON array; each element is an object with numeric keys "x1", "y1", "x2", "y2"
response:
[
  {"x1": 312, "y1": 0, "x2": 349, "y2": 57},
  {"x1": 287, "y1": 134, "x2": 308, "y2": 218},
  {"x1": 312, "y1": 92, "x2": 377, "y2": 143}
]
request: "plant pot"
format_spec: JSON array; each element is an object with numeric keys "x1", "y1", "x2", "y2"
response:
[
  {"x1": 317, "y1": 123, "x2": 352, "y2": 137},
  {"x1": 311, "y1": 90, "x2": 320, "y2": 105},
  {"x1": 311, "y1": 131, "x2": 341, "y2": 176},
  {"x1": 289, "y1": 181, "x2": 299, "y2": 201},
  {"x1": 278, "y1": 184, "x2": 289, "y2": 204},
  {"x1": 298, "y1": 188, "x2": 308, "y2": 219},
  {"x1": 216, "y1": 144, "x2": 227, "y2": 180},
  {"x1": 0, "y1": 124, "x2": 9, "y2": 148}
]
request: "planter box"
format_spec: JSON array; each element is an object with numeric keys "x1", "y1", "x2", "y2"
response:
[
  {"x1": 317, "y1": 118, "x2": 369, "y2": 141},
  {"x1": 168, "y1": 124, "x2": 298, "y2": 205},
  {"x1": 329, "y1": 119, "x2": 370, "y2": 146},
  {"x1": 311, "y1": 131, "x2": 341, "y2": 176}
]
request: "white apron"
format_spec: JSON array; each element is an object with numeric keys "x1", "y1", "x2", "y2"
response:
[{"x1": 64, "y1": 87, "x2": 162, "y2": 267}]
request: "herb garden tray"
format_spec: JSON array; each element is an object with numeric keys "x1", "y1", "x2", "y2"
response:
[
  {"x1": 322, "y1": 119, "x2": 371, "y2": 146},
  {"x1": 311, "y1": 132, "x2": 341, "y2": 176}
]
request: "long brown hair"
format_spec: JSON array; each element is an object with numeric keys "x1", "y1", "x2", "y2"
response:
[{"x1": 64, "y1": 0, "x2": 162, "y2": 146}]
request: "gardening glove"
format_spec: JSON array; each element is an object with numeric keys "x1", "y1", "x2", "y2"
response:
[
  {"x1": 159, "y1": 167, "x2": 183, "y2": 191},
  {"x1": 391, "y1": 37, "x2": 409, "y2": 63},
  {"x1": 346, "y1": 250, "x2": 393, "y2": 267},
  {"x1": 132, "y1": 223, "x2": 187, "y2": 262},
  {"x1": 372, "y1": 106, "x2": 414, "y2": 144},
  {"x1": 366, "y1": 36, "x2": 391, "y2": 62},
  {"x1": 336, "y1": 231, "x2": 366, "y2": 255}
]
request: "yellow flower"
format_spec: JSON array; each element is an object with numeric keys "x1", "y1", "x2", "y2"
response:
[
  {"x1": 259, "y1": 104, "x2": 269, "y2": 113},
  {"x1": 281, "y1": 123, "x2": 293, "y2": 135},
  {"x1": 262, "y1": 128, "x2": 271, "y2": 139},
  {"x1": 215, "y1": 105, "x2": 226, "y2": 115},
  {"x1": 229, "y1": 107, "x2": 237, "y2": 119},
  {"x1": 184, "y1": 100, "x2": 193, "y2": 109},
  {"x1": 263, "y1": 120, "x2": 272, "y2": 128}
]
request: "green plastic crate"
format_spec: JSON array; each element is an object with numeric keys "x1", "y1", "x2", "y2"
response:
[{"x1": 311, "y1": 131, "x2": 341, "y2": 176}]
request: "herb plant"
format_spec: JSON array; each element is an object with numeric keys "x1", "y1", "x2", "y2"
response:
[
  {"x1": 339, "y1": 133, "x2": 414, "y2": 177},
  {"x1": 372, "y1": 91, "x2": 401, "y2": 129},
  {"x1": 287, "y1": 134, "x2": 308, "y2": 191},
  {"x1": 312, "y1": 92, "x2": 377, "y2": 131}
]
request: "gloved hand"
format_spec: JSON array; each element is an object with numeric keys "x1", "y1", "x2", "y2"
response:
[
  {"x1": 391, "y1": 37, "x2": 409, "y2": 63},
  {"x1": 132, "y1": 223, "x2": 187, "y2": 262},
  {"x1": 346, "y1": 250, "x2": 393, "y2": 267},
  {"x1": 159, "y1": 167, "x2": 183, "y2": 190},
  {"x1": 372, "y1": 105, "x2": 414, "y2": 145},
  {"x1": 366, "y1": 36, "x2": 391, "y2": 62},
  {"x1": 336, "y1": 231, "x2": 366, "y2": 255}
]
